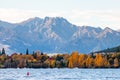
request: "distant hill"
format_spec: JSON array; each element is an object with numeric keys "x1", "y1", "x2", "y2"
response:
[
  {"x1": 0, "y1": 17, "x2": 120, "y2": 54},
  {"x1": 93, "y1": 45, "x2": 120, "y2": 53}
]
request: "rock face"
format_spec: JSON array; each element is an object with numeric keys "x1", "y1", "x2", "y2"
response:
[{"x1": 0, "y1": 17, "x2": 120, "y2": 53}]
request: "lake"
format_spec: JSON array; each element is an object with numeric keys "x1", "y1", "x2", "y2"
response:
[{"x1": 0, "y1": 68, "x2": 120, "y2": 80}]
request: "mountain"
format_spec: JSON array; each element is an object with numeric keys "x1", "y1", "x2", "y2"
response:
[
  {"x1": 117, "y1": 29, "x2": 120, "y2": 32},
  {"x1": 0, "y1": 17, "x2": 120, "y2": 54}
]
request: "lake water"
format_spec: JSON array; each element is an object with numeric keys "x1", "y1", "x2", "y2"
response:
[{"x1": 0, "y1": 68, "x2": 120, "y2": 80}]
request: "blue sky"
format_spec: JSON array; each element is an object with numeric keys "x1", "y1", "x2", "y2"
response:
[{"x1": 0, "y1": 0, "x2": 120, "y2": 30}]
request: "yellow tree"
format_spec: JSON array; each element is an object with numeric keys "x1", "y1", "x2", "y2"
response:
[
  {"x1": 0, "y1": 54, "x2": 7, "y2": 64},
  {"x1": 68, "y1": 51, "x2": 79, "y2": 68},
  {"x1": 71, "y1": 51, "x2": 79, "y2": 67},
  {"x1": 44, "y1": 58, "x2": 55, "y2": 68},
  {"x1": 78, "y1": 54, "x2": 86, "y2": 68},
  {"x1": 68, "y1": 57, "x2": 73, "y2": 68},
  {"x1": 114, "y1": 58, "x2": 119, "y2": 68},
  {"x1": 94, "y1": 54, "x2": 104, "y2": 67},
  {"x1": 50, "y1": 60, "x2": 55, "y2": 68},
  {"x1": 85, "y1": 55, "x2": 93, "y2": 68}
]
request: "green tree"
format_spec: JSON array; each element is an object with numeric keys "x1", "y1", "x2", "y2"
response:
[
  {"x1": 90, "y1": 52, "x2": 95, "y2": 58},
  {"x1": 32, "y1": 51, "x2": 37, "y2": 59},
  {"x1": 26, "y1": 48, "x2": 29, "y2": 55},
  {"x1": 0, "y1": 50, "x2": 2, "y2": 55},
  {"x1": 41, "y1": 52, "x2": 44, "y2": 55},
  {"x1": 2, "y1": 48, "x2": 5, "y2": 54},
  {"x1": 116, "y1": 47, "x2": 120, "y2": 52}
]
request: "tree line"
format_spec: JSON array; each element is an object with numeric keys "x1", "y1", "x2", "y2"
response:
[{"x1": 0, "y1": 48, "x2": 120, "y2": 68}]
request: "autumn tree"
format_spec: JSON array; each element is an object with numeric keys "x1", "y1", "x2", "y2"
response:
[
  {"x1": 94, "y1": 54, "x2": 104, "y2": 68},
  {"x1": 85, "y1": 55, "x2": 93, "y2": 68},
  {"x1": 102, "y1": 56, "x2": 110, "y2": 68},
  {"x1": 78, "y1": 54, "x2": 86, "y2": 68},
  {"x1": 18, "y1": 59, "x2": 26, "y2": 68},
  {"x1": 72, "y1": 51, "x2": 79, "y2": 67},
  {"x1": 114, "y1": 58, "x2": 119, "y2": 68},
  {"x1": 50, "y1": 59, "x2": 55, "y2": 68},
  {"x1": 68, "y1": 51, "x2": 79, "y2": 68},
  {"x1": 68, "y1": 57, "x2": 73, "y2": 68}
]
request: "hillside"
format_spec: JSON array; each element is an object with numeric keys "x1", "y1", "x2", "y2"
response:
[{"x1": 94, "y1": 45, "x2": 120, "y2": 53}]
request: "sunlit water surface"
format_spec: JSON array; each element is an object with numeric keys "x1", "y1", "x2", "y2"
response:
[{"x1": 0, "y1": 68, "x2": 120, "y2": 80}]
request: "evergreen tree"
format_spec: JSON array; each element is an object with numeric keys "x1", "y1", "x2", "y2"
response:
[
  {"x1": 20, "y1": 53, "x2": 22, "y2": 55},
  {"x1": 32, "y1": 51, "x2": 37, "y2": 59},
  {"x1": 26, "y1": 48, "x2": 29, "y2": 55},
  {"x1": 116, "y1": 47, "x2": 120, "y2": 52},
  {"x1": 2, "y1": 48, "x2": 5, "y2": 54},
  {"x1": 41, "y1": 52, "x2": 44, "y2": 55},
  {"x1": 0, "y1": 50, "x2": 2, "y2": 55},
  {"x1": 90, "y1": 52, "x2": 94, "y2": 58}
]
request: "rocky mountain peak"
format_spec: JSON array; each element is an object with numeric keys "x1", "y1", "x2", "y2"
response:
[{"x1": 103, "y1": 27, "x2": 113, "y2": 33}]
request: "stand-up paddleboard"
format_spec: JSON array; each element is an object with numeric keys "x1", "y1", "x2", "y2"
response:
[{"x1": 27, "y1": 72, "x2": 30, "y2": 76}]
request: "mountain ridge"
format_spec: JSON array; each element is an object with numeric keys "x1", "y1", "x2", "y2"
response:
[{"x1": 0, "y1": 17, "x2": 120, "y2": 54}]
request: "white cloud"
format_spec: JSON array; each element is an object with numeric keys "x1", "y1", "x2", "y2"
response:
[
  {"x1": 0, "y1": 8, "x2": 120, "y2": 30},
  {"x1": 67, "y1": 10, "x2": 120, "y2": 30},
  {"x1": 0, "y1": 43, "x2": 13, "y2": 54}
]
